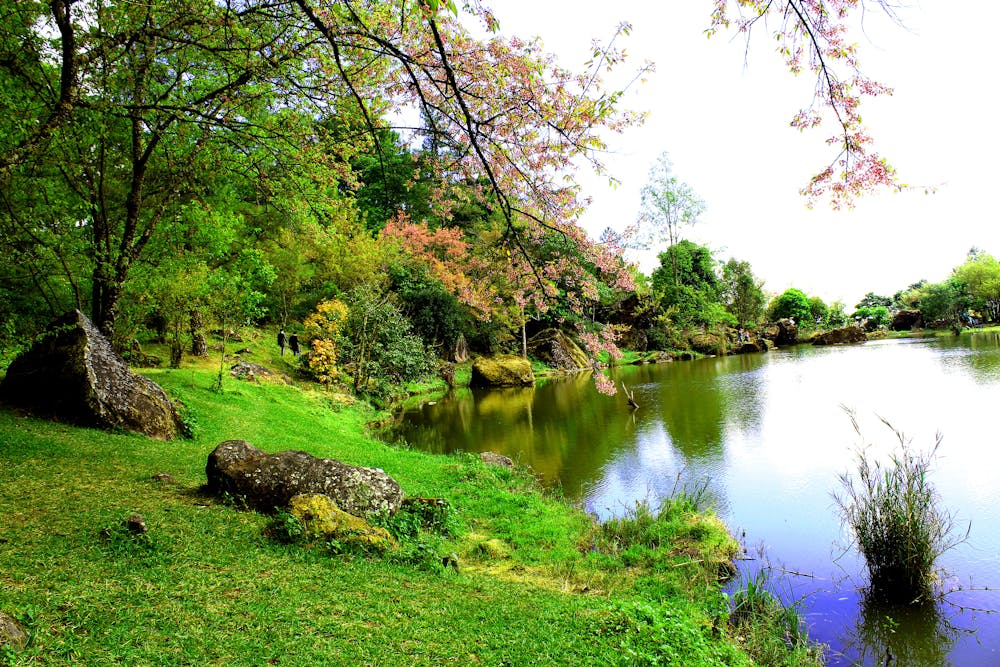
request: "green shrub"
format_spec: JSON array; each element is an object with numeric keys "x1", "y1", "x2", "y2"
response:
[{"x1": 834, "y1": 411, "x2": 967, "y2": 603}]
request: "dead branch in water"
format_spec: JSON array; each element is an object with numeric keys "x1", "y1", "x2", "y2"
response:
[{"x1": 620, "y1": 381, "x2": 639, "y2": 409}]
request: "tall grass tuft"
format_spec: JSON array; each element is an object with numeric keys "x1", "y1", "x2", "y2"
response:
[{"x1": 834, "y1": 409, "x2": 967, "y2": 603}]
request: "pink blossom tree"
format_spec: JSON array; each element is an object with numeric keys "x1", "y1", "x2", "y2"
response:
[{"x1": 709, "y1": 0, "x2": 901, "y2": 207}]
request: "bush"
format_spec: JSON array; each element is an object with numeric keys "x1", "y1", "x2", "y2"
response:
[
  {"x1": 834, "y1": 411, "x2": 967, "y2": 603},
  {"x1": 339, "y1": 285, "x2": 434, "y2": 398},
  {"x1": 768, "y1": 288, "x2": 811, "y2": 324}
]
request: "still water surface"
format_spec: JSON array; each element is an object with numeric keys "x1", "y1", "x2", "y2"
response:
[{"x1": 393, "y1": 333, "x2": 1000, "y2": 665}]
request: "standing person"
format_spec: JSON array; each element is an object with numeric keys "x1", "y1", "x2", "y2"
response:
[
  {"x1": 277, "y1": 329, "x2": 287, "y2": 356},
  {"x1": 289, "y1": 333, "x2": 300, "y2": 357}
]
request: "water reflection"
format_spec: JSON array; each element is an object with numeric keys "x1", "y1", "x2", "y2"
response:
[
  {"x1": 393, "y1": 371, "x2": 642, "y2": 496},
  {"x1": 840, "y1": 595, "x2": 962, "y2": 667},
  {"x1": 935, "y1": 331, "x2": 1000, "y2": 383}
]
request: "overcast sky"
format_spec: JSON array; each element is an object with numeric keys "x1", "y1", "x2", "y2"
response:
[{"x1": 485, "y1": 1, "x2": 1000, "y2": 309}]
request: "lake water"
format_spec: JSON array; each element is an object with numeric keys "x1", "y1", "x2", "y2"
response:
[{"x1": 392, "y1": 333, "x2": 1000, "y2": 665}]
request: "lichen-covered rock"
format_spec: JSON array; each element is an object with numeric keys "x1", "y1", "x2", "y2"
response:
[
  {"x1": 0, "y1": 611, "x2": 27, "y2": 650},
  {"x1": 811, "y1": 326, "x2": 867, "y2": 346},
  {"x1": 206, "y1": 440, "x2": 403, "y2": 518},
  {"x1": 229, "y1": 361, "x2": 293, "y2": 385},
  {"x1": 470, "y1": 355, "x2": 534, "y2": 388},
  {"x1": 288, "y1": 494, "x2": 396, "y2": 551},
  {"x1": 475, "y1": 538, "x2": 511, "y2": 560},
  {"x1": 0, "y1": 310, "x2": 183, "y2": 440},
  {"x1": 688, "y1": 332, "x2": 727, "y2": 356},
  {"x1": 527, "y1": 328, "x2": 589, "y2": 371}
]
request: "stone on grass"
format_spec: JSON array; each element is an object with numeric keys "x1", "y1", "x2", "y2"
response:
[
  {"x1": 475, "y1": 538, "x2": 511, "y2": 560},
  {"x1": 229, "y1": 361, "x2": 292, "y2": 385},
  {"x1": 480, "y1": 451, "x2": 515, "y2": 468},
  {"x1": 0, "y1": 310, "x2": 183, "y2": 440},
  {"x1": 288, "y1": 493, "x2": 396, "y2": 551},
  {"x1": 206, "y1": 440, "x2": 403, "y2": 519},
  {"x1": 0, "y1": 611, "x2": 27, "y2": 650}
]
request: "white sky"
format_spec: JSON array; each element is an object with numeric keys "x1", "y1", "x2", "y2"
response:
[{"x1": 486, "y1": 1, "x2": 1000, "y2": 309}]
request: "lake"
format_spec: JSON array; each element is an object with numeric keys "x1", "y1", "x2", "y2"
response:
[{"x1": 392, "y1": 332, "x2": 1000, "y2": 665}]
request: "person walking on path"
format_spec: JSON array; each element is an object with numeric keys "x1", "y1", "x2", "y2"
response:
[
  {"x1": 278, "y1": 329, "x2": 287, "y2": 356},
  {"x1": 289, "y1": 333, "x2": 300, "y2": 357}
]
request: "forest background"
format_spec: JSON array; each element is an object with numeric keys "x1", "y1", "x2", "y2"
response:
[{"x1": 2, "y1": 0, "x2": 998, "y2": 400}]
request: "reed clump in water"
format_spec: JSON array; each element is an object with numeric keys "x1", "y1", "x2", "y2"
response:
[{"x1": 834, "y1": 410, "x2": 967, "y2": 604}]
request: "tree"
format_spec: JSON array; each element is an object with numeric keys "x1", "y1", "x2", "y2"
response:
[
  {"x1": 827, "y1": 300, "x2": 848, "y2": 327},
  {"x1": 915, "y1": 279, "x2": 970, "y2": 326},
  {"x1": 808, "y1": 296, "x2": 830, "y2": 327},
  {"x1": 856, "y1": 292, "x2": 893, "y2": 311},
  {"x1": 651, "y1": 240, "x2": 731, "y2": 328},
  {"x1": 207, "y1": 250, "x2": 276, "y2": 392},
  {"x1": 0, "y1": 0, "x2": 345, "y2": 339},
  {"x1": 769, "y1": 288, "x2": 812, "y2": 324},
  {"x1": 853, "y1": 305, "x2": 889, "y2": 331},
  {"x1": 953, "y1": 253, "x2": 1000, "y2": 323},
  {"x1": 637, "y1": 153, "x2": 705, "y2": 286},
  {"x1": 337, "y1": 284, "x2": 433, "y2": 399},
  {"x1": 1, "y1": 0, "x2": 908, "y2": 392},
  {"x1": 720, "y1": 259, "x2": 766, "y2": 327},
  {"x1": 710, "y1": 1, "x2": 900, "y2": 207}
]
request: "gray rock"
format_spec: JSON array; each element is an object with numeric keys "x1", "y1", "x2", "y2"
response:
[
  {"x1": 0, "y1": 611, "x2": 27, "y2": 650},
  {"x1": 229, "y1": 361, "x2": 292, "y2": 385},
  {"x1": 206, "y1": 440, "x2": 403, "y2": 518},
  {"x1": 0, "y1": 310, "x2": 183, "y2": 440}
]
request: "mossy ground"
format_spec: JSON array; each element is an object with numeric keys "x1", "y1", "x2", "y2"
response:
[{"x1": 0, "y1": 334, "x2": 822, "y2": 666}]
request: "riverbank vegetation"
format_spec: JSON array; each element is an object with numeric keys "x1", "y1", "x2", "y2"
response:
[{"x1": 0, "y1": 350, "x2": 822, "y2": 665}]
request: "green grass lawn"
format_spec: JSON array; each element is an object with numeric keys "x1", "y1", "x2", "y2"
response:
[{"x1": 0, "y1": 343, "x2": 822, "y2": 666}]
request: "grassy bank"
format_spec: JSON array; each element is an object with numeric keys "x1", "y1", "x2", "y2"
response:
[{"x1": 0, "y1": 345, "x2": 821, "y2": 665}]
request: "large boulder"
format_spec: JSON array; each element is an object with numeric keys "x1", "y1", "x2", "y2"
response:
[
  {"x1": 206, "y1": 440, "x2": 403, "y2": 518},
  {"x1": 760, "y1": 318, "x2": 799, "y2": 347},
  {"x1": 526, "y1": 328, "x2": 589, "y2": 371},
  {"x1": 470, "y1": 354, "x2": 534, "y2": 388},
  {"x1": 811, "y1": 326, "x2": 867, "y2": 346},
  {"x1": 688, "y1": 332, "x2": 727, "y2": 356},
  {"x1": 891, "y1": 309, "x2": 924, "y2": 331},
  {"x1": 735, "y1": 339, "x2": 770, "y2": 354},
  {"x1": 0, "y1": 310, "x2": 183, "y2": 440}
]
